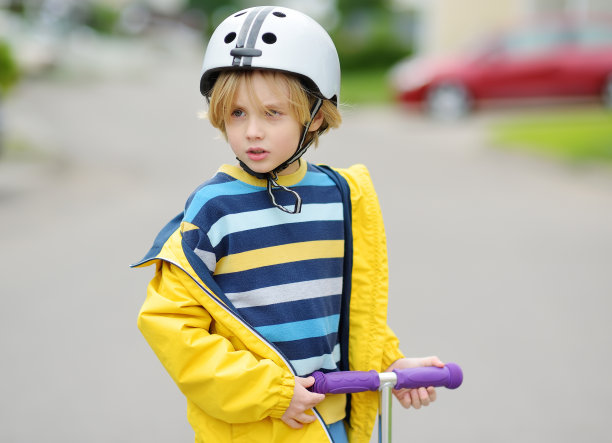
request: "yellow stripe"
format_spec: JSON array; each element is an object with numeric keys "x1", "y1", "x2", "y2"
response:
[
  {"x1": 180, "y1": 221, "x2": 198, "y2": 233},
  {"x1": 214, "y1": 240, "x2": 344, "y2": 275}
]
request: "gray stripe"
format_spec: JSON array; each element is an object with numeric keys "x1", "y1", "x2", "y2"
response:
[
  {"x1": 227, "y1": 277, "x2": 343, "y2": 309},
  {"x1": 233, "y1": 8, "x2": 261, "y2": 66},
  {"x1": 240, "y1": 6, "x2": 274, "y2": 66},
  {"x1": 194, "y1": 248, "x2": 217, "y2": 273}
]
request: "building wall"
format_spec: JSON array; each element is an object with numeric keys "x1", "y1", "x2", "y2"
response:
[
  {"x1": 421, "y1": 0, "x2": 526, "y2": 55},
  {"x1": 404, "y1": 0, "x2": 612, "y2": 56}
]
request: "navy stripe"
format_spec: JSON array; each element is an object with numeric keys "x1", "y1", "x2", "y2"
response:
[
  {"x1": 214, "y1": 258, "x2": 344, "y2": 293},
  {"x1": 274, "y1": 333, "x2": 339, "y2": 361},
  {"x1": 237, "y1": 295, "x2": 341, "y2": 327},
  {"x1": 215, "y1": 220, "x2": 344, "y2": 256}
]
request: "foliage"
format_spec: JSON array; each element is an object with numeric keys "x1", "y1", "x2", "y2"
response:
[
  {"x1": 490, "y1": 109, "x2": 612, "y2": 164},
  {"x1": 332, "y1": 5, "x2": 415, "y2": 72},
  {"x1": 341, "y1": 68, "x2": 392, "y2": 105},
  {"x1": 186, "y1": 0, "x2": 241, "y2": 35},
  {"x1": 85, "y1": 2, "x2": 121, "y2": 35},
  {"x1": 0, "y1": 40, "x2": 19, "y2": 96}
]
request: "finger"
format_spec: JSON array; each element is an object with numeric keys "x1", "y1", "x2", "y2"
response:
[
  {"x1": 410, "y1": 389, "x2": 421, "y2": 409},
  {"x1": 431, "y1": 356, "x2": 445, "y2": 368},
  {"x1": 285, "y1": 418, "x2": 303, "y2": 429},
  {"x1": 305, "y1": 391, "x2": 326, "y2": 407},
  {"x1": 297, "y1": 376, "x2": 315, "y2": 388},
  {"x1": 418, "y1": 387, "x2": 430, "y2": 407},
  {"x1": 427, "y1": 386, "x2": 437, "y2": 403},
  {"x1": 422, "y1": 355, "x2": 444, "y2": 368},
  {"x1": 296, "y1": 412, "x2": 317, "y2": 425},
  {"x1": 395, "y1": 389, "x2": 412, "y2": 408}
]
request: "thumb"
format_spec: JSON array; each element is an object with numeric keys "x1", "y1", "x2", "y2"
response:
[
  {"x1": 296, "y1": 376, "x2": 315, "y2": 389},
  {"x1": 424, "y1": 356, "x2": 445, "y2": 368}
]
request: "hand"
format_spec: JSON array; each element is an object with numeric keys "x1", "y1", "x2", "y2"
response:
[
  {"x1": 386, "y1": 356, "x2": 445, "y2": 409},
  {"x1": 281, "y1": 376, "x2": 326, "y2": 429}
]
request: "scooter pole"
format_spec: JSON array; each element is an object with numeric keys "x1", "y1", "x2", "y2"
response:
[{"x1": 378, "y1": 372, "x2": 396, "y2": 442}]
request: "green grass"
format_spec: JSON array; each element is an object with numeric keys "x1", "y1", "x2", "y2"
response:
[
  {"x1": 340, "y1": 68, "x2": 393, "y2": 105},
  {"x1": 490, "y1": 108, "x2": 612, "y2": 164}
]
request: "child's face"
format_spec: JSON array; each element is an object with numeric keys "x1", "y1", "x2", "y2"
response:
[{"x1": 225, "y1": 72, "x2": 305, "y2": 176}]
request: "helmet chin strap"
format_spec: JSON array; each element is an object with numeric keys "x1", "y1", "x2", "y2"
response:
[{"x1": 237, "y1": 98, "x2": 323, "y2": 214}]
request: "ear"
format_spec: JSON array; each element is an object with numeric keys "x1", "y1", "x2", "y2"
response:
[{"x1": 308, "y1": 110, "x2": 324, "y2": 133}]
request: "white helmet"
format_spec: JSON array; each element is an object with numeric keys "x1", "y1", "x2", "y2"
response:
[{"x1": 200, "y1": 6, "x2": 340, "y2": 104}]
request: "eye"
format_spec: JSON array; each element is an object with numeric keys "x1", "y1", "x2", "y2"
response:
[
  {"x1": 231, "y1": 109, "x2": 245, "y2": 118},
  {"x1": 265, "y1": 109, "x2": 281, "y2": 117}
]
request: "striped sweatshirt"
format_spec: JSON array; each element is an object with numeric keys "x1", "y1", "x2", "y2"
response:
[{"x1": 181, "y1": 161, "x2": 345, "y2": 377}]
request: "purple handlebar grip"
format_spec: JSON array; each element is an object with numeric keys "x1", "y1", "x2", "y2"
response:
[
  {"x1": 310, "y1": 370, "x2": 380, "y2": 394},
  {"x1": 393, "y1": 363, "x2": 463, "y2": 390}
]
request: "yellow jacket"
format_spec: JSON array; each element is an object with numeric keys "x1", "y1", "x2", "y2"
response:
[{"x1": 134, "y1": 164, "x2": 404, "y2": 442}]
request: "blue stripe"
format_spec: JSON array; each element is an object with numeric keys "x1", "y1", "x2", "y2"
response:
[
  {"x1": 184, "y1": 179, "x2": 262, "y2": 223},
  {"x1": 208, "y1": 202, "x2": 343, "y2": 247},
  {"x1": 254, "y1": 314, "x2": 340, "y2": 343},
  {"x1": 238, "y1": 295, "x2": 341, "y2": 327}
]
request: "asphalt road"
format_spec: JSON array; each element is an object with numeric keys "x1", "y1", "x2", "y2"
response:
[{"x1": 1, "y1": 39, "x2": 611, "y2": 442}]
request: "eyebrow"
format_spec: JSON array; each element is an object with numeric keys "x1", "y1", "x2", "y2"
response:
[{"x1": 233, "y1": 98, "x2": 289, "y2": 111}]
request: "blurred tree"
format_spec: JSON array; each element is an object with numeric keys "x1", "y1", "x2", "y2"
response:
[
  {"x1": 84, "y1": 2, "x2": 121, "y2": 35},
  {"x1": 332, "y1": 0, "x2": 416, "y2": 72},
  {"x1": 337, "y1": 0, "x2": 387, "y2": 11},
  {"x1": 186, "y1": 0, "x2": 241, "y2": 35},
  {"x1": 0, "y1": 41, "x2": 19, "y2": 96},
  {"x1": 0, "y1": 39, "x2": 20, "y2": 156}
]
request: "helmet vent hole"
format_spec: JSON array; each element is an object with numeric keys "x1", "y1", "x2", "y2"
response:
[
  {"x1": 234, "y1": 11, "x2": 246, "y2": 17},
  {"x1": 273, "y1": 11, "x2": 286, "y2": 17},
  {"x1": 262, "y1": 33, "x2": 277, "y2": 44},
  {"x1": 224, "y1": 32, "x2": 236, "y2": 44}
]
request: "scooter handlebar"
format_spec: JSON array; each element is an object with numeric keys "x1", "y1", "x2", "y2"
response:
[
  {"x1": 311, "y1": 370, "x2": 380, "y2": 394},
  {"x1": 310, "y1": 363, "x2": 463, "y2": 394},
  {"x1": 393, "y1": 362, "x2": 463, "y2": 390}
]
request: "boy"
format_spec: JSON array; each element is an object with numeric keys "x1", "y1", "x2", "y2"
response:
[{"x1": 134, "y1": 6, "x2": 443, "y2": 443}]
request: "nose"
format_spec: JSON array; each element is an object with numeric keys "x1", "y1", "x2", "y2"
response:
[{"x1": 246, "y1": 116, "x2": 264, "y2": 140}]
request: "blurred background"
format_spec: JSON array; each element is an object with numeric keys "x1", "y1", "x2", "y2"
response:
[{"x1": 1, "y1": 0, "x2": 611, "y2": 442}]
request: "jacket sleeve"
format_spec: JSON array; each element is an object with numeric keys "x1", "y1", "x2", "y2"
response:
[
  {"x1": 381, "y1": 323, "x2": 405, "y2": 370},
  {"x1": 137, "y1": 260, "x2": 295, "y2": 424}
]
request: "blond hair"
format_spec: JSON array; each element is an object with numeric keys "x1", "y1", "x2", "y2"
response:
[{"x1": 206, "y1": 70, "x2": 341, "y2": 148}]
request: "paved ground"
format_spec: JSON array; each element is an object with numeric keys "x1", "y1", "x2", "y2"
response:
[{"x1": 1, "y1": 36, "x2": 612, "y2": 442}]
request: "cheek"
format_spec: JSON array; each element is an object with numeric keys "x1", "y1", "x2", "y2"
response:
[
  {"x1": 282, "y1": 122, "x2": 303, "y2": 144},
  {"x1": 225, "y1": 127, "x2": 242, "y2": 153}
]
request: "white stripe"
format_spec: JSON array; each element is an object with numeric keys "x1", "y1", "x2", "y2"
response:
[
  {"x1": 227, "y1": 277, "x2": 343, "y2": 309},
  {"x1": 292, "y1": 344, "x2": 341, "y2": 376},
  {"x1": 207, "y1": 203, "x2": 343, "y2": 248},
  {"x1": 194, "y1": 248, "x2": 217, "y2": 273}
]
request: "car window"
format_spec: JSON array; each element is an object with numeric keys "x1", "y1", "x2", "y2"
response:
[
  {"x1": 575, "y1": 25, "x2": 612, "y2": 47},
  {"x1": 502, "y1": 27, "x2": 569, "y2": 56}
]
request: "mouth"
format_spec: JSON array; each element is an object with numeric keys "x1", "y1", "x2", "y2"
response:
[{"x1": 246, "y1": 148, "x2": 269, "y2": 161}]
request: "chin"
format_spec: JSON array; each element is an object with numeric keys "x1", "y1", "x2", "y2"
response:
[{"x1": 242, "y1": 161, "x2": 270, "y2": 175}]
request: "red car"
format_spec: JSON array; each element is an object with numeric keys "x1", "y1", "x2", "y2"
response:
[{"x1": 390, "y1": 16, "x2": 612, "y2": 118}]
